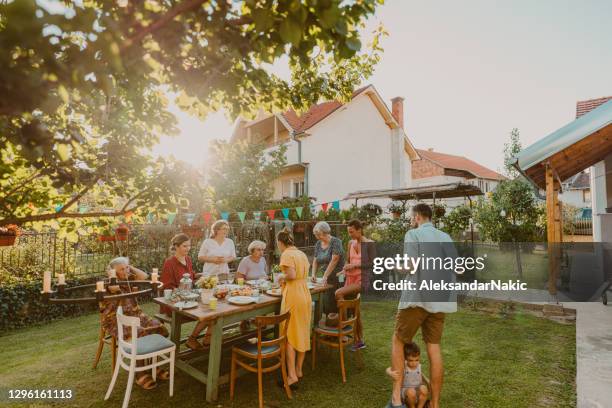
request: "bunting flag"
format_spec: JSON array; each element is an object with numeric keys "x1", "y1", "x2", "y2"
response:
[
  {"x1": 321, "y1": 202, "x2": 329, "y2": 212},
  {"x1": 146, "y1": 212, "x2": 155, "y2": 223},
  {"x1": 332, "y1": 200, "x2": 340, "y2": 211},
  {"x1": 202, "y1": 211, "x2": 212, "y2": 224},
  {"x1": 266, "y1": 209, "x2": 276, "y2": 220},
  {"x1": 185, "y1": 212, "x2": 196, "y2": 226},
  {"x1": 78, "y1": 205, "x2": 89, "y2": 214},
  {"x1": 125, "y1": 211, "x2": 134, "y2": 223},
  {"x1": 221, "y1": 211, "x2": 229, "y2": 220},
  {"x1": 281, "y1": 208, "x2": 290, "y2": 219},
  {"x1": 55, "y1": 204, "x2": 63, "y2": 213},
  {"x1": 237, "y1": 211, "x2": 246, "y2": 223},
  {"x1": 28, "y1": 202, "x2": 35, "y2": 210},
  {"x1": 310, "y1": 205, "x2": 316, "y2": 215},
  {"x1": 167, "y1": 212, "x2": 177, "y2": 225},
  {"x1": 295, "y1": 207, "x2": 303, "y2": 219},
  {"x1": 253, "y1": 211, "x2": 262, "y2": 221}
]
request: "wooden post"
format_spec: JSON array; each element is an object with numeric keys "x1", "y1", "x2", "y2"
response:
[
  {"x1": 273, "y1": 115, "x2": 278, "y2": 145},
  {"x1": 545, "y1": 164, "x2": 559, "y2": 296},
  {"x1": 247, "y1": 126, "x2": 252, "y2": 143}
]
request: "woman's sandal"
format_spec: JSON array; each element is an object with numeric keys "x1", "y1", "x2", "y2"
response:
[
  {"x1": 156, "y1": 368, "x2": 170, "y2": 381},
  {"x1": 200, "y1": 333, "x2": 212, "y2": 347},
  {"x1": 186, "y1": 336, "x2": 204, "y2": 351},
  {"x1": 136, "y1": 374, "x2": 157, "y2": 390}
]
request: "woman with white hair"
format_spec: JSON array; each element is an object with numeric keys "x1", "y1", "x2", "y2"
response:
[
  {"x1": 197, "y1": 219, "x2": 236, "y2": 282},
  {"x1": 100, "y1": 257, "x2": 169, "y2": 390},
  {"x1": 311, "y1": 221, "x2": 345, "y2": 316},
  {"x1": 236, "y1": 240, "x2": 268, "y2": 281}
]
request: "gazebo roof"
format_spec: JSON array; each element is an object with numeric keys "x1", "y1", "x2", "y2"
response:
[
  {"x1": 344, "y1": 182, "x2": 483, "y2": 201},
  {"x1": 512, "y1": 99, "x2": 612, "y2": 188}
]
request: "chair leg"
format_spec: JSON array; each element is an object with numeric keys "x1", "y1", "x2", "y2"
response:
[
  {"x1": 257, "y1": 359, "x2": 264, "y2": 408},
  {"x1": 339, "y1": 338, "x2": 346, "y2": 383},
  {"x1": 311, "y1": 333, "x2": 317, "y2": 370},
  {"x1": 105, "y1": 352, "x2": 121, "y2": 400},
  {"x1": 93, "y1": 327, "x2": 105, "y2": 369},
  {"x1": 229, "y1": 352, "x2": 236, "y2": 401},
  {"x1": 281, "y1": 346, "x2": 292, "y2": 399},
  {"x1": 111, "y1": 336, "x2": 117, "y2": 372},
  {"x1": 122, "y1": 361, "x2": 136, "y2": 408},
  {"x1": 151, "y1": 356, "x2": 157, "y2": 381},
  {"x1": 169, "y1": 350, "x2": 175, "y2": 397}
]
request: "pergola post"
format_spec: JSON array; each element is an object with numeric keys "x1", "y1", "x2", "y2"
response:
[{"x1": 545, "y1": 163, "x2": 562, "y2": 296}]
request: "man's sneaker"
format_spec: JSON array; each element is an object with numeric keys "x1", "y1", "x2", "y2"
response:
[{"x1": 350, "y1": 341, "x2": 366, "y2": 351}]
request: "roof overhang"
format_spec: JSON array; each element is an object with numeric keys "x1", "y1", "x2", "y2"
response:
[
  {"x1": 344, "y1": 182, "x2": 483, "y2": 201},
  {"x1": 513, "y1": 99, "x2": 612, "y2": 188}
]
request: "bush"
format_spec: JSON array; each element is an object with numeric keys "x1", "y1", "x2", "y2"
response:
[{"x1": 441, "y1": 205, "x2": 472, "y2": 240}]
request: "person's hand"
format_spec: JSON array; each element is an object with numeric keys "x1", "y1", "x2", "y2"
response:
[
  {"x1": 278, "y1": 274, "x2": 286, "y2": 286},
  {"x1": 215, "y1": 256, "x2": 225, "y2": 264},
  {"x1": 342, "y1": 264, "x2": 351, "y2": 271},
  {"x1": 321, "y1": 276, "x2": 328, "y2": 286},
  {"x1": 336, "y1": 271, "x2": 345, "y2": 278},
  {"x1": 311, "y1": 275, "x2": 317, "y2": 283},
  {"x1": 386, "y1": 367, "x2": 401, "y2": 381}
]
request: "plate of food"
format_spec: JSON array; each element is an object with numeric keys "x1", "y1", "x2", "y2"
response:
[
  {"x1": 174, "y1": 301, "x2": 198, "y2": 310},
  {"x1": 230, "y1": 286, "x2": 254, "y2": 297},
  {"x1": 227, "y1": 296, "x2": 257, "y2": 305},
  {"x1": 266, "y1": 288, "x2": 283, "y2": 297},
  {"x1": 181, "y1": 292, "x2": 200, "y2": 301}
]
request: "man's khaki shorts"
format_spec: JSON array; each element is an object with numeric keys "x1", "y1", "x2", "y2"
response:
[{"x1": 394, "y1": 307, "x2": 445, "y2": 344}]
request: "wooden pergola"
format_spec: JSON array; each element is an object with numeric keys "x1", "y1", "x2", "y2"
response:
[{"x1": 513, "y1": 99, "x2": 612, "y2": 295}]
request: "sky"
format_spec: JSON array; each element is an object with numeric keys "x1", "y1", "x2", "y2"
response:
[{"x1": 153, "y1": 0, "x2": 612, "y2": 173}]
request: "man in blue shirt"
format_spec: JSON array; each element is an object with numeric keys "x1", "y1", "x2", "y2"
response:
[{"x1": 387, "y1": 204, "x2": 457, "y2": 408}]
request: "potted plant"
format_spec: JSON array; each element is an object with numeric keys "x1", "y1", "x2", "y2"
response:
[
  {"x1": 0, "y1": 224, "x2": 20, "y2": 246},
  {"x1": 388, "y1": 202, "x2": 405, "y2": 219},
  {"x1": 115, "y1": 224, "x2": 130, "y2": 241},
  {"x1": 98, "y1": 228, "x2": 116, "y2": 242}
]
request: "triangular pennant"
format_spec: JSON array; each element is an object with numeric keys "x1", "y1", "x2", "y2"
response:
[
  {"x1": 55, "y1": 204, "x2": 63, "y2": 213},
  {"x1": 167, "y1": 212, "x2": 177, "y2": 225},
  {"x1": 321, "y1": 203, "x2": 329, "y2": 212},
  {"x1": 332, "y1": 200, "x2": 340, "y2": 211},
  {"x1": 125, "y1": 211, "x2": 134, "y2": 223},
  {"x1": 202, "y1": 211, "x2": 212, "y2": 224},
  {"x1": 185, "y1": 213, "x2": 196, "y2": 226},
  {"x1": 146, "y1": 212, "x2": 155, "y2": 223},
  {"x1": 28, "y1": 202, "x2": 35, "y2": 210},
  {"x1": 237, "y1": 211, "x2": 246, "y2": 222},
  {"x1": 281, "y1": 208, "x2": 290, "y2": 219},
  {"x1": 253, "y1": 211, "x2": 261, "y2": 221},
  {"x1": 266, "y1": 209, "x2": 276, "y2": 220},
  {"x1": 221, "y1": 211, "x2": 229, "y2": 220},
  {"x1": 310, "y1": 205, "x2": 316, "y2": 215},
  {"x1": 79, "y1": 205, "x2": 88, "y2": 214},
  {"x1": 295, "y1": 207, "x2": 303, "y2": 218}
]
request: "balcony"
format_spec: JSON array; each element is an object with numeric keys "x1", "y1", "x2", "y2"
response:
[{"x1": 264, "y1": 139, "x2": 300, "y2": 166}]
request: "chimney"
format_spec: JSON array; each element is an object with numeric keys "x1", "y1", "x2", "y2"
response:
[{"x1": 391, "y1": 97, "x2": 404, "y2": 128}]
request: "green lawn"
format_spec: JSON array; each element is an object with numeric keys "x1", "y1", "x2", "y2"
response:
[{"x1": 0, "y1": 301, "x2": 575, "y2": 408}]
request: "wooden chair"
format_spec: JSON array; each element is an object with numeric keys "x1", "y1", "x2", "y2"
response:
[
  {"x1": 311, "y1": 294, "x2": 362, "y2": 383},
  {"x1": 230, "y1": 311, "x2": 292, "y2": 408},
  {"x1": 105, "y1": 307, "x2": 176, "y2": 408},
  {"x1": 93, "y1": 312, "x2": 117, "y2": 371}
]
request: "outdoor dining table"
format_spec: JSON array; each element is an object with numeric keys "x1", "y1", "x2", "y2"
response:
[{"x1": 153, "y1": 283, "x2": 333, "y2": 402}]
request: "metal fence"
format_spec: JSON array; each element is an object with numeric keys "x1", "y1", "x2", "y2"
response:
[{"x1": 0, "y1": 220, "x2": 348, "y2": 279}]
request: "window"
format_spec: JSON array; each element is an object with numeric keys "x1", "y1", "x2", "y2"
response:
[
  {"x1": 583, "y1": 189, "x2": 591, "y2": 203},
  {"x1": 293, "y1": 181, "x2": 305, "y2": 197}
]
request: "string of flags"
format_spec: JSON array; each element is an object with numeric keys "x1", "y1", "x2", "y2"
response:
[{"x1": 145, "y1": 199, "x2": 343, "y2": 225}]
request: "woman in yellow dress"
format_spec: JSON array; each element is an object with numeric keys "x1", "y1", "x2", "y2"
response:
[{"x1": 277, "y1": 228, "x2": 312, "y2": 387}]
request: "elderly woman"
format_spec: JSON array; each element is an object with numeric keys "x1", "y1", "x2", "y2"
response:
[
  {"x1": 161, "y1": 233, "x2": 211, "y2": 351},
  {"x1": 101, "y1": 257, "x2": 169, "y2": 390},
  {"x1": 198, "y1": 220, "x2": 236, "y2": 282},
  {"x1": 236, "y1": 240, "x2": 268, "y2": 281},
  {"x1": 311, "y1": 221, "x2": 345, "y2": 316},
  {"x1": 277, "y1": 228, "x2": 311, "y2": 387}
]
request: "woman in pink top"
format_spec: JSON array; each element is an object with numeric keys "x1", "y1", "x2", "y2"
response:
[{"x1": 335, "y1": 219, "x2": 375, "y2": 351}]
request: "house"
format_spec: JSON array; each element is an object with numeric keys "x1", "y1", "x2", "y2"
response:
[
  {"x1": 229, "y1": 84, "x2": 503, "y2": 211},
  {"x1": 559, "y1": 170, "x2": 591, "y2": 209},
  {"x1": 411, "y1": 148, "x2": 505, "y2": 208},
  {"x1": 229, "y1": 85, "x2": 419, "y2": 207}
]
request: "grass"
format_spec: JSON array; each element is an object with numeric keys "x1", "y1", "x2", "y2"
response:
[{"x1": 0, "y1": 301, "x2": 575, "y2": 408}]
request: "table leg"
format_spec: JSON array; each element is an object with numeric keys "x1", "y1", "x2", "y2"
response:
[
  {"x1": 314, "y1": 292, "x2": 322, "y2": 326},
  {"x1": 170, "y1": 311, "x2": 182, "y2": 349},
  {"x1": 205, "y1": 317, "x2": 224, "y2": 402}
]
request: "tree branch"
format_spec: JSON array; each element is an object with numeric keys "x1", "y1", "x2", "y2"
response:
[
  {"x1": 2, "y1": 169, "x2": 44, "y2": 199},
  {"x1": 0, "y1": 207, "x2": 138, "y2": 227},
  {"x1": 57, "y1": 178, "x2": 100, "y2": 215}
]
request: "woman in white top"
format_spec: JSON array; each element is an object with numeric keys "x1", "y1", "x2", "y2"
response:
[{"x1": 198, "y1": 220, "x2": 236, "y2": 281}]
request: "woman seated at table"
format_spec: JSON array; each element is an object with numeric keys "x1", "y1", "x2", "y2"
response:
[
  {"x1": 236, "y1": 240, "x2": 268, "y2": 282},
  {"x1": 101, "y1": 257, "x2": 169, "y2": 390},
  {"x1": 161, "y1": 233, "x2": 210, "y2": 351},
  {"x1": 277, "y1": 228, "x2": 312, "y2": 388},
  {"x1": 336, "y1": 219, "x2": 375, "y2": 351},
  {"x1": 198, "y1": 220, "x2": 236, "y2": 282},
  {"x1": 311, "y1": 221, "x2": 345, "y2": 318}
]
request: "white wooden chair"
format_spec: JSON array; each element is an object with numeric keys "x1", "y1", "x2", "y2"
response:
[{"x1": 105, "y1": 306, "x2": 176, "y2": 408}]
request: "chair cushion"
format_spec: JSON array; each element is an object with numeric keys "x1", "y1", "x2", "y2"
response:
[
  {"x1": 122, "y1": 334, "x2": 175, "y2": 355},
  {"x1": 316, "y1": 323, "x2": 353, "y2": 335},
  {"x1": 236, "y1": 342, "x2": 280, "y2": 356}
]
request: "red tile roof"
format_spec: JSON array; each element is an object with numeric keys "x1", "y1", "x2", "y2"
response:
[
  {"x1": 281, "y1": 86, "x2": 369, "y2": 133},
  {"x1": 576, "y1": 96, "x2": 612, "y2": 118},
  {"x1": 416, "y1": 149, "x2": 505, "y2": 180}
]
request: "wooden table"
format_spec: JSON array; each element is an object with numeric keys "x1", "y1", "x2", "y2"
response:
[{"x1": 153, "y1": 284, "x2": 332, "y2": 402}]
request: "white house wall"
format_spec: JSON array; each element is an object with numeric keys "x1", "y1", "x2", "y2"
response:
[{"x1": 300, "y1": 94, "x2": 394, "y2": 206}]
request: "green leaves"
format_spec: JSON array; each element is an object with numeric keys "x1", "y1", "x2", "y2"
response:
[{"x1": 279, "y1": 18, "x2": 303, "y2": 46}]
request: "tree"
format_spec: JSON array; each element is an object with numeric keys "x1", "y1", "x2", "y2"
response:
[
  {"x1": 207, "y1": 140, "x2": 286, "y2": 211},
  {"x1": 0, "y1": 0, "x2": 386, "y2": 230},
  {"x1": 503, "y1": 128, "x2": 522, "y2": 178}
]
